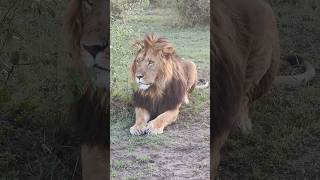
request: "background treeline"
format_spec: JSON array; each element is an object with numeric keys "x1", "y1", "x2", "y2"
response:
[{"x1": 111, "y1": 0, "x2": 209, "y2": 27}]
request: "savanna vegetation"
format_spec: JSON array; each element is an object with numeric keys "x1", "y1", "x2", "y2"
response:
[{"x1": 0, "y1": 0, "x2": 84, "y2": 179}]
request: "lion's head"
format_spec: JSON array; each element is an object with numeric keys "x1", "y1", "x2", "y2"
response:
[
  {"x1": 64, "y1": 0, "x2": 108, "y2": 88},
  {"x1": 130, "y1": 34, "x2": 185, "y2": 94}
]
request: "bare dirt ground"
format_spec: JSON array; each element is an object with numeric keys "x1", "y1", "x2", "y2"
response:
[{"x1": 111, "y1": 102, "x2": 210, "y2": 180}]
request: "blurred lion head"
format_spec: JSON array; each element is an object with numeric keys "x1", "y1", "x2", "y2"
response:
[{"x1": 64, "y1": 0, "x2": 108, "y2": 88}]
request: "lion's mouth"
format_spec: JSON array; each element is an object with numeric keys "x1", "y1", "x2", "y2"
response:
[
  {"x1": 138, "y1": 82, "x2": 151, "y2": 86},
  {"x1": 138, "y1": 82, "x2": 151, "y2": 90}
]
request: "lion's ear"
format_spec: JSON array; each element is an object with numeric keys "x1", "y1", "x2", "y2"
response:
[
  {"x1": 131, "y1": 39, "x2": 144, "y2": 50},
  {"x1": 162, "y1": 46, "x2": 175, "y2": 59}
]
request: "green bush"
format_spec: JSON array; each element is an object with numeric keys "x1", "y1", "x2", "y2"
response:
[
  {"x1": 148, "y1": 0, "x2": 176, "y2": 8},
  {"x1": 176, "y1": 0, "x2": 210, "y2": 27},
  {"x1": 111, "y1": 0, "x2": 148, "y2": 20},
  {"x1": 270, "y1": 0, "x2": 320, "y2": 9}
]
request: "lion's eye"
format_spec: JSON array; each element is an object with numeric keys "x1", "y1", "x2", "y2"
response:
[{"x1": 148, "y1": 60, "x2": 154, "y2": 67}]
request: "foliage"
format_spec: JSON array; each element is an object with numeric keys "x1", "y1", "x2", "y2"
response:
[
  {"x1": 111, "y1": 0, "x2": 149, "y2": 20},
  {"x1": 148, "y1": 0, "x2": 176, "y2": 8},
  {"x1": 0, "y1": 0, "x2": 81, "y2": 179},
  {"x1": 176, "y1": 0, "x2": 210, "y2": 27},
  {"x1": 270, "y1": 0, "x2": 320, "y2": 9}
]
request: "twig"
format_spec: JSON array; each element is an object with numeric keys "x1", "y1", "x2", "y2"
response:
[
  {"x1": 72, "y1": 156, "x2": 80, "y2": 180},
  {"x1": 4, "y1": 65, "x2": 14, "y2": 86}
]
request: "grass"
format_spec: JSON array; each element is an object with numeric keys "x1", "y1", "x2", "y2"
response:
[
  {"x1": 110, "y1": 5, "x2": 209, "y2": 179},
  {"x1": 218, "y1": 1, "x2": 320, "y2": 179}
]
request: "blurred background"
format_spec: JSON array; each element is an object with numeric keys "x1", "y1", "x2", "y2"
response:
[{"x1": 0, "y1": 0, "x2": 84, "y2": 179}]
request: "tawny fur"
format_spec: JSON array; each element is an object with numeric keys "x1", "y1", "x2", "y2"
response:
[{"x1": 212, "y1": 0, "x2": 280, "y2": 177}]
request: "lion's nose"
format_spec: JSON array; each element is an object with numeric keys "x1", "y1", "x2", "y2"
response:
[
  {"x1": 82, "y1": 43, "x2": 107, "y2": 59},
  {"x1": 136, "y1": 74, "x2": 144, "y2": 80}
]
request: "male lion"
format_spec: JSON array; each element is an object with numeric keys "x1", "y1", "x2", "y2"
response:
[
  {"x1": 129, "y1": 33, "x2": 208, "y2": 136},
  {"x1": 212, "y1": 0, "x2": 315, "y2": 178},
  {"x1": 64, "y1": 0, "x2": 108, "y2": 179}
]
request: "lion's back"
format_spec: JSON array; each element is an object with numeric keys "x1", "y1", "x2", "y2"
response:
[{"x1": 181, "y1": 59, "x2": 197, "y2": 92}]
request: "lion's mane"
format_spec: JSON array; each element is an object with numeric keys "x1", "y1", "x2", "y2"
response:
[{"x1": 131, "y1": 34, "x2": 188, "y2": 120}]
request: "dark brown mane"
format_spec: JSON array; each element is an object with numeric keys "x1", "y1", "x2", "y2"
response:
[
  {"x1": 133, "y1": 76, "x2": 186, "y2": 120},
  {"x1": 72, "y1": 87, "x2": 108, "y2": 146}
]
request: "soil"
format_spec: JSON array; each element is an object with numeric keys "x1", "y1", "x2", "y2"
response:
[{"x1": 111, "y1": 105, "x2": 210, "y2": 179}]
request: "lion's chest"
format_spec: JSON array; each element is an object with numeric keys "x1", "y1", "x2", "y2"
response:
[{"x1": 133, "y1": 77, "x2": 187, "y2": 120}]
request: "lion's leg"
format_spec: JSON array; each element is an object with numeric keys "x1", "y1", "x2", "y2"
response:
[
  {"x1": 145, "y1": 105, "x2": 180, "y2": 135},
  {"x1": 183, "y1": 94, "x2": 189, "y2": 104},
  {"x1": 81, "y1": 144, "x2": 108, "y2": 180},
  {"x1": 213, "y1": 129, "x2": 230, "y2": 178},
  {"x1": 237, "y1": 96, "x2": 252, "y2": 135},
  {"x1": 130, "y1": 108, "x2": 150, "y2": 136}
]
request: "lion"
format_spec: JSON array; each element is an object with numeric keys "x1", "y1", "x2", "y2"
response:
[
  {"x1": 129, "y1": 33, "x2": 208, "y2": 136},
  {"x1": 212, "y1": 0, "x2": 315, "y2": 178},
  {"x1": 64, "y1": 0, "x2": 108, "y2": 180}
]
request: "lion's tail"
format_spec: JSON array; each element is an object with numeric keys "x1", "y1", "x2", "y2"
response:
[{"x1": 274, "y1": 55, "x2": 316, "y2": 86}]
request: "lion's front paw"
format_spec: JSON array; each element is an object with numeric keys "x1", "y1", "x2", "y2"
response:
[
  {"x1": 145, "y1": 122, "x2": 164, "y2": 135},
  {"x1": 130, "y1": 125, "x2": 147, "y2": 136},
  {"x1": 239, "y1": 118, "x2": 252, "y2": 136},
  {"x1": 183, "y1": 95, "x2": 189, "y2": 104}
]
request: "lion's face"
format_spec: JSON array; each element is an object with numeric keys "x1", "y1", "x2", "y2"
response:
[
  {"x1": 132, "y1": 48, "x2": 162, "y2": 90},
  {"x1": 65, "y1": 0, "x2": 108, "y2": 88},
  {"x1": 131, "y1": 34, "x2": 176, "y2": 91}
]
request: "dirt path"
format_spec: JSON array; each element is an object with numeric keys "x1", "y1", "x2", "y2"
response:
[{"x1": 111, "y1": 103, "x2": 210, "y2": 179}]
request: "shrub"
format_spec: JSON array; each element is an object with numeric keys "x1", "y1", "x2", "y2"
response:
[
  {"x1": 111, "y1": 0, "x2": 148, "y2": 19},
  {"x1": 176, "y1": 0, "x2": 210, "y2": 27},
  {"x1": 149, "y1": 0, "x2": 176, "y2": 9}
]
